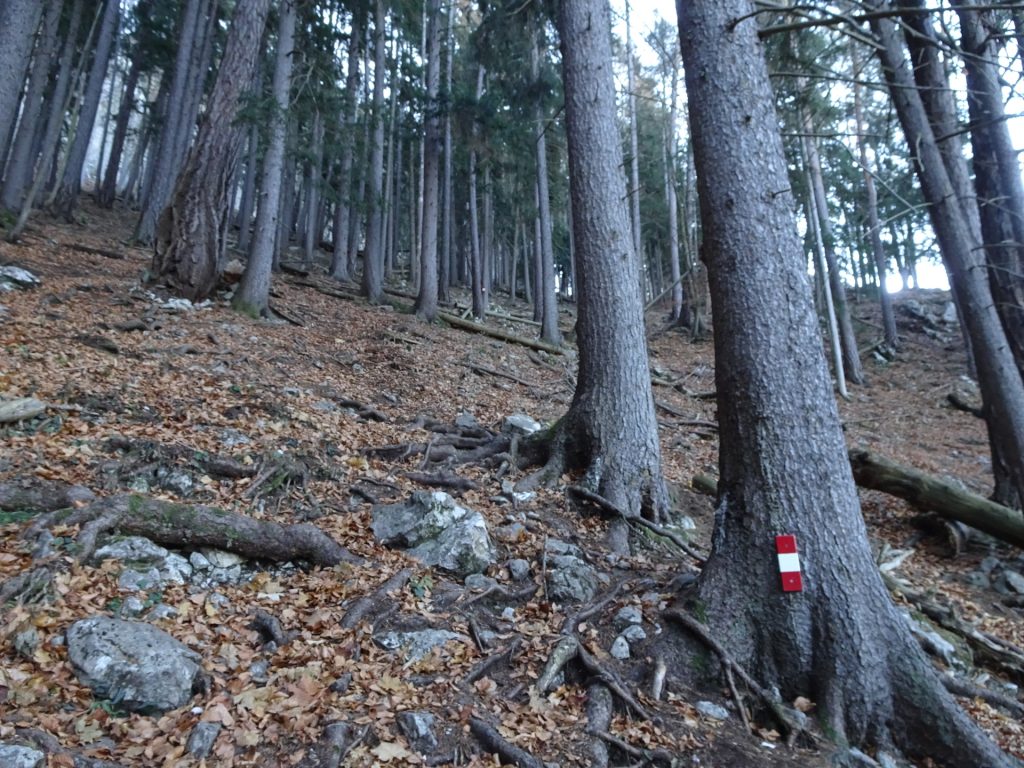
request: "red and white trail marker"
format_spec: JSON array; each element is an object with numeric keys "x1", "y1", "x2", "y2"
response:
[{"x1": 775, "y1": 534, "x2": 803, "y2": 592}]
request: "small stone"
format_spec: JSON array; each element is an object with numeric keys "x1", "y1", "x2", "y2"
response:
[
  {"x1": 189, "y1": 551, "x2": 212, "y2": 570},
  {"x1": 0, "y1": 265, "x2": 42, "y2": 289},
  {"x1": 129, "y1": 477, "x2": 151, "y2": 493},
  {"x1": 0, "y1": 744, "x2": 45, "y2": 768},
  {"x1": 507, "y1": 559, "x2": 531, "y2": 581},
  {"x1": 208, "y1": 565, "x2": 243, "y2": 585},
  {"x1": 695, "y1": 701, "x2": 730, "y2": 720},
  {"x1": 159, "y1": 553, "x2": 192, "y2": 584},
  {"x1": 374, "y1": 629, "x2": 465, "y2": 662},
  {"x1": 465, "y1": 573, "x2": 497, "y2": 591},
  {"x1": 13, "y1": 626, "x2": 39, "y2": 659},
  {"x1": 502, "y1": 414, "x2": 541, "y2": 436},
  {"x1": 614, "y1": 606, "x2": 643, "y2": 629},
  {"x1": 979, "y1": 556, "x2": 1001, "y2": 575},
  {"x1": 147, "y1": 604, "x2": 179, "y2": 621},
  {"x1": 208, "y1": 592, "x2": 231, "y2": 609},
  {"x1": 620, "y1": 625, "x2": 647, "y2": 643},
  {"x1": 186, "y1": 722, "x2": 222, "y2": 759},
  {"x1": 118, "y1": 567, "x2": 162, "y2": 591},
  {"x1": 397, "y1": 711, "x2": 438, "y2": 753},
  {"x1": 329, "y1": 672, "x2": 353, "y2": 693},
  {"x1": 1004, "y1": 570, "x2": 1024, "y2": 594},
  {"x1": 494, "y1": 522, "x2": 527, "y2": 543},
  {"x1": 609, "y1": 636, "x2": 631, "y2": 659},
  {"x1": 120, "y1": 596, "x2": 146, "y2": 618},
  {"x1": 965, "y1": 572, "x2": 990, "y2": 590},
  {"x1": 249, "y1": 660, "x2": 270, "y2": 684},
  {"x1": 455, "y1": 412, "x2": 479, "y2": 430},
  {"x1": 501, "y1": 607, "x2": 516, "y2": 621}
]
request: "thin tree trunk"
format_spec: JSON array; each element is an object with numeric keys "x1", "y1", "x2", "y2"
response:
[
  {"x1": 329, "y1": 7, "x2": 363, "y2": 282},
  {"x1": 303, "y1": 111, "x2": 324, "y2": 267},
  {"x1": 469, "y1": 65, "x2": 486, "y2": 319},
  {"x1": 53, "y1": 0, "x2": 120, "y2": 220},
  {"x1": 233, "y1": 0, "x2": 294, "y2": 317},
  {"x1": 236, "y1": 124, "x2": 259, "y2": 253},
  {"x1": 97, "y1": 29, "x2": 145, "y2": 208},
  {"x1": 664, "y1": 59, "x2": 684, "y2": 324},
  {"x1": 414, "y1": 0, "x2": 442, "y2": 320},
  {"x1": 360, "y1": 0, "x2": 387, "y2": 304},
  {"x1": 439, "y1": 5, "x2": 455, "y2": 301},
  {"x1": 532, "y1": 28, "x2": 561, "y2": 345}
]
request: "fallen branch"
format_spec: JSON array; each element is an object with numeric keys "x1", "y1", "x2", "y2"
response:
[
  {"x1": 462, "y1": 360, "x2": 538, "y2": 388},
  {"x1": 464, "y1": 637, "x2": 524, "y2": 686},
  {"x1": 0, "y1": 478, "x2": 95, "y2": 512},
  {"x1": 0, "y1": 397, "x2": 47, "y2": 423},
  {"x1": 946, "y1": 393, "x2": 983, "y2": 418},
  {"x1": 69, "y1": 242, "x2": 125, "y2": 260},
  {"x1": 439, "y1": 311, "x2": 567, "y2": 355},
  {"x1": 469, "y1": 717, "x2": 545, "y2": 768},
  {"x1": 403, "y1": 471, "x2": 478, "y2": 492},
  {"x1": 25, "y1": 494, "x2": 364, "y2": 566},
  {"x1": 585, "y1": 684, "x2": 613, "y2": 768},
  {"x1": 849, "y1": 449, "x2": 1024, "y2": 549}
]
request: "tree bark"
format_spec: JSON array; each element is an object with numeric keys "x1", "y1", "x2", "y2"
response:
[
  {"x1": 233, "y1": 0, "x2": 295, "y2": 317},
  {"x1": 303, "y1": 110, "x2": 325, "y2": 267},
  {"x1": 52, "y1": 0, "x2": 119, "y2": 220},
  {"x1": 541, "y1": 0, "x2": 669, "y2": 548},
  {"x1": 469, "y1": 65, "x2": 486, "y2": 320},
  {"x1": 875, "y1": 0, "x2": 1024, "y2": 510},
  {"x1": 0, "y1": 0, "x2": 44, "y2": 173},
  {"x1": 96, "y1": 23, "x2": 146, "y2": 209},
  {"x1": 532, "y1": 27, "x2": 561, "y2": 346},
  {"x1": 360, "y1": 0, "x2": 388, "y2": 305},
  {"x1": 678, "y1": 0, "x2": 1015, "y2": 763},
  {"x1": 152, "y1": 0, "x2": 272, "y2": 301},
  {"x1": 414, "y1": 0, "x2": 442, "y2": 320},
  {"x1": 329, "y1": 10, "x2": 363, "y2": 281}
]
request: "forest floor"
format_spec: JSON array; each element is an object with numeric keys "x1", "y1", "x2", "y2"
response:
[{"x1": 1, "y1": 203, "x2": 1022, "y2": 767}]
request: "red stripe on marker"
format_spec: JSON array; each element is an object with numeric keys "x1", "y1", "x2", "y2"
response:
[{"x1": 776, "y1": 534, "x2": 803, "y2": 592}]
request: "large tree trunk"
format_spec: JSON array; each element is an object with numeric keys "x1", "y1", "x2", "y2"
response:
[
  {"x1": 0, "y1": 0, "x2": 44, "y2": 172},
  {"x1": 360, "y1": 0, "x2": 388, "y2": 305},
  {"x1": 152, "y1": 0, "x2": 272, "y2": 301},
  {"x1": 302, "y1": 110, "x2": 325, "y2": 267},
  {"x1": 232, "y1": 0, "x2": 295, "y2": 317},
  {"x1": 678, "y1": 0, "x2": 1014, "y2": 764},
  {"x1": 0, "y1": 0, "x2": 63, "y2": 213},
  {"x1": 439, "y1": 7, "x2": 454, "y2": 300},
  {"x1": 541, "y1": 0, "x2": 669, "y2": 551},
  {"x1": 874, "y1": 0, "x2": 1024, "y2": 511},
  {"x1": 414, "y1": 0, "x2": 442, "y2": 320},
  {"x1": 52, "y1": 0, "x2": 119, "y2": 220},
  {"x1": 329, "y1": 12, "x2": 361, "y2": 282},
  {"x1": 624, "y1": 1, "x2": 642, "y2": 286}
]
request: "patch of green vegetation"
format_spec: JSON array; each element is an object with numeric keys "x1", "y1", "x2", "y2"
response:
[
  {"x1": 89, "y1": 699, "x2": 128, "y2": 718},
  {"x1": 689, "y1": 650, "x2": 709, "y2": 676},
  {"x1": 409, "y1": 574, "x2": 434, "y2": 598},
  {"x1": 232, "y1": 299, "x2": 263, "y2": 319},
  {"x1": 0, "y1": 209, "x2": 16, "y2": 230},
  {"x1": 0, "y1": 509, "x2": 38, "y2": 525}
]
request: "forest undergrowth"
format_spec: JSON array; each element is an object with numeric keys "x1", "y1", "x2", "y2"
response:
[{"x1": 1, "y1": 204, "x2": 1022, "y2": 766}]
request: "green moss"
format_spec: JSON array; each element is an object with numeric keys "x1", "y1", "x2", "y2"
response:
[
  {"x1": 0, "y1": 509, "x2": 37, "y2": 525},
  {"x1": 232, "y1": 299, "x2": 263, "y2": 319}
]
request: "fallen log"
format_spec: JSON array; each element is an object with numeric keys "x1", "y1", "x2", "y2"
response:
[
  {"x1": 438, "y1": 311, "x2": 567, "y2": 356},
  {"x1": 25, "y1": 493, "x2": 365, "y2": 566},
  {"x1": 849, "y1": 449, "x2": 1024, "y2": 549}
]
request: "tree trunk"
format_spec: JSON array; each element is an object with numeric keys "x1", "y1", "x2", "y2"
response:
[
  {"x1": 664, "y1": 58, "x2": 684, "y2": 325},
  {"x1": 875, "y1": 0, "x2": 1024, "y2": 510},
  {"x1": 624, "y1": 1, "x2": 642, "y2": 281},
  {"x1": 152, "y1": 0, "x2": 271, "y2": 302},
  {"x1": 329, "y1": 8, "x2": 363, "y2": 282},
  {"x1": 532, "y1": 28, "x2": 561, "y2": 346},
  {"x1": 96, "y1": 29, "x2": 146, "y2": 208},
  {"x1": 236, "y1": 124, "x2": 259, "y2": 253},
  {"x1": 232, "y1": 0, "x2": 294, "y2": 317},
  {"x1": 542, "y1": 0, "x2": 669, "y2": 551},
  {"x1": 469, "y1": 65, "x2": 486, "y2": 320},
  {"x1": 414, "y1": 0, "x2": 442, "y2": 321},
  {"x1": 852, "y1": 44, "x2": 898, "y2": 350},
  {"x1": 52, "y1": 0, "x2": 119, "y2": 220},
  {"x1": 360, "y1": 0, "x2": 388, "y2": 305},
  {"x1": 302, "y1": 110, "x2": 324, "y2": 267},
  {"x1": 135, "y1": 0, "x2": 204, "y2": 244},
  {"x1": 1, "y1": 0, "x2": 63, "y2": 213},
  {"x1": 801, "y1": 108, "x2": 864, "y2": 384},
  {"x1": 0, "y1": 0, "x2": 44, "y2": 173},
  {"x1": 678, "y1": 1, "x2": 1016, "y2": 763},
  {"x1": 439, "y1": 6, "x2": 455, "y2": 299}
]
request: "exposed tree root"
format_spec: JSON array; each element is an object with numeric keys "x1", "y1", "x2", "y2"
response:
[
  {"x1": 469, "y1": 716, "x2": 545, "y2": 768},
  {"x1": 24, "y1": 493, "x2": 364, "y2": 566},
  {"x1": 339, "y1": 568, "x2": 412, "y2": 630},
  {"x1": 941, "y1": 676, "x2": 1024, "y2": 718},
  {"x1": 403, "y1": 471, "x2": 478, "y2": 492},
  {"x1": 295, "y1": 722, "x2": 366, "y2": 768},
  {"x1": 464, "y1": 637, "x2": 524, "y2": 686},
  {"x1": 585, "y1": 683, "x2": 613, "y2": 768},
  {"x1": 663, "y1": 609, "x2": 808, "y2": 747},
  {"x1": 0, "y1": 478, "x2": 95, "y2": 513}
]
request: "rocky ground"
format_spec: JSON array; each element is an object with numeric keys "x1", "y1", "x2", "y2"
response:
[{"x1": 0, "y1": 204, "x2": 1022, "y2": 767}]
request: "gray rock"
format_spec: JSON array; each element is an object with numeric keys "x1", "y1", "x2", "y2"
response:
[
  {"x1": 544, "y1": 539, "x2": 580, "y2": 557},
  {"x1": 13, "y1": 626, "x2": 39, "y2": 659},
  {"x1": 502, "y1": 414, "x2": 541, "y2": 436},
  {"x1": 146, "y1": 604, "x2": 179, "y2": 621},
  {"x1": 128, "y1": 477, "x2": 150, "y2": 494},
  {"x1": 119, "y1": 597, "x2": 146, "y2": 618},
  {"x1": 200, "y1": 549, "x2": 245, "y2": 568},
  {"x1": 545, "y1": 547, "x2": 600, "y2": 604},
  {"x1": 157, "y1": 468, "x2": 194, "y2": 496},
  {"x1": 0, "y1": 266, "x2": 42, "y2": 289},
  {"x1": 1005, "y1": 570, "x2": 1024, "y2": 594},
  {"x1": 95, "y1": 537, "x2": 169, "y2": 564},
  {"x1": 249, "y1": 660, "x2": 270, "y2": 684},
  {"x1": 493, "y1": 523, "x2": 527, "y2": 543},
  {"x1": 67, "y1": 617, "x2": 204, "y2": 714},
  {"x1": 500, "y1": 607, "x2": 516, "y2": 621},
  {"x1": 941, "y1": 301, "x2": 959, "y2": 324},
  {"x1": 609, "y1": 636, "x2": 630, "y2": 660},
  {"x1": 372, "y1": 492, "x2": 494, "y2": 577},
  {"x1": 189, "y1": 551, "x2": 211, "y2": 570},
  {"x1": 965, "y1": 571, "x2": 990, "y2": 590},
  {"x1": 465, "y1": 573, "x2": 497, "y2": 591},
  {"x1": 979, "y1": 556, "x2": 1000, "y2": 575},
  {"x1": 159, "y1": 553, "x2": 192, "y2": 585},
  {"x1": 455, "y1": 412, "x2": 479, "y2": 430},
  {"x1": 118, "y1": 567, "x2": 162, "y2": 592},
  {"x1": 614, "y1": 606, "x2": 643, "y2": 629},
  {"x1": 219, "y1": 428, "x2": 251, "y2": 448},
  {"x1": 374, "y1": 629, "x2": 466, "y2": 663},
  {"x1": 186, "y1": 722, "x2": 222, "y2": 759},
  {"x1": 397, "y1": 711, "x2": 438, "y2": 753},
  {"x1": 507, "y1": 559, "x2": 531, "y2": 581},
  {"x1": 0, "y1": 744, "x2": 45, "y2": 768},
  {"x1": 620, "y1": 625, "x2": 647, "y2": 643},
  {"x1": 696, "y1": 701, "x2": 730, "y2": 720}
]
